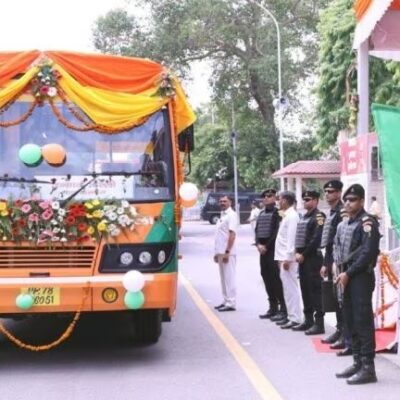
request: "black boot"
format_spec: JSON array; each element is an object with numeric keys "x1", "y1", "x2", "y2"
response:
[
  {"x1": 330, "y1": 336, "x2": 345, "y2": 350},
  {"x1": 305, "y1": 317, "x2": 325, "y2": 335},
  {"x1": 336, "y1": 355, "x2": 361, "y2": 378},
  {"x1": 346, "y1": 357, "x2": 377, "y2": 385},
  {"x1": 259, "y1": 308, "x2": 277, "y2": 319},
  {"x1": 292, "y1": 315, "x2": 313, "y2": 331},
  {"x1": 321, "y1": 329, "x2": 341, "y2": 344}
]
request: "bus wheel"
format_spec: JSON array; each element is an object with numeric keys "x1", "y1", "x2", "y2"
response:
[
  {"x1": 209, "y1": 215, "x2": 219, "y2": 225},
  {"x1": 131, "y1": 309, "x2": 162, "y2": 344}
]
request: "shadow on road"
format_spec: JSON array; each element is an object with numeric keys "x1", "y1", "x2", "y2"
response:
[{"x1": 0, "y1": 313, "x2": 167, "y2": 368}]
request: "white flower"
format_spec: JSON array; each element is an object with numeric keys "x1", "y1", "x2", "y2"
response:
[
  {"x1": 110, "y1": 228, "x2": 121, "y2": 236},
  {"x1": 51, "y1": 201, "x2": 60, "y2": 210},
  {"x1": 57, "y1": 215, "x2": 64, "y2": 222},
  {"x1": 60, "y1": 237, "x2": 67, "y2": 242},
  {"x1": 108, "y1": 224, "x2": 116, "y2": 232},
  {"x1": 50, "y1": 219, "x2": 58, "y2": 225},
  {"x1": 106, "y1": 211, "x2": 117, "y2": 221},
  {"x1": 60, "y1": 228, "x2": 66, "y2": 233},
  {"x1": 121, "y1": 200, "x2": 129, "y2": 208},
  {"x1": 58, "y1": 208, "x2": 66, "y2": 216},
  {"x1": 116, "y1": 207, "x2": 124, "y2": 215},
  {"x1": 53, "y1": 228, "x2": 60, "y2": 234},
  {"x1": 130, "y1": 206, "x2": 137, "y2": 216},
  {"x1": 47, "y1": 87, "x2": 57, "y2": 97},
  {"x1": 118, "y1": 214, "x2": 130, "y2": 226},
  {"x1": 51, "y1": 236, "x2": 60, "y2": 242}
]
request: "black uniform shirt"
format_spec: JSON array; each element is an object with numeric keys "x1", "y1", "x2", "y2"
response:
[
  {"x1": 255, "y1": 205, "x2": 281, "y2": 249},
  {"x1": 323, "y1": 201, "x2": 343, "y2": 268},
  {"x1": 296, "y1": 208, "x2": 325, "y2": 257},
  {"x1": 344, "y1": 209, "x2": 380, "y2": 278}
]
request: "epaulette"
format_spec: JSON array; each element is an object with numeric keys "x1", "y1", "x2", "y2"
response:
[
  {"x1": 316, "y1": 212, "x2": 325, "y2": 226},
  {"x1": 361, "y1": 214, "x2": 374, "y2": 233}
]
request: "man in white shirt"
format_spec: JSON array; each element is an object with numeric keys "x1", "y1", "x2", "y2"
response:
[
  {"x1": 214, "y1": 195, "x2": 238, "y2": 311},
  {"x1": 274, "y1": 191, "x2": 303, "y2": 328}
]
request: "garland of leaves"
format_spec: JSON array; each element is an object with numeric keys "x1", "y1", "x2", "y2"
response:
[{"x1": 0, "y1": 287, "x2": 88, "y2": 351}]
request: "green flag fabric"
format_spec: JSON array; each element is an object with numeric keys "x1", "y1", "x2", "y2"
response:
[{"x1": 372, "y1": 103, "x2": 400, "y2": 236}]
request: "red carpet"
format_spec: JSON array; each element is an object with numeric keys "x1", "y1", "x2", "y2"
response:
[
  {"x1": 311, "y1": 337, "x2": 339, "y2": 353},
  {"x1": 375, "y1": 328, "x2": 397, "y2": 352},
  {"x1": 310, "y1": 329, "x2": 397, "y2": 353}
]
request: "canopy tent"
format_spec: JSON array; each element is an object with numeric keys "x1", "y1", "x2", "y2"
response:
[
  {"x1": 354, "y1": 0, "x2": 400, "y2": 61},
  {"x1": 0, "y1": 50, "x2": 196, "y2": 134}
]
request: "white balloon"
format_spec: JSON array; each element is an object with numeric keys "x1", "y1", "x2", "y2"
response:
[
  {"x1": 122, "y1": 270, "x2": 145, "y2": 292},
  {"x1": 179, "y1": 182, "x2": 199, "y2": 201}
]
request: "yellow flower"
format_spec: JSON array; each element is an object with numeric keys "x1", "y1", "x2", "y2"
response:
[
  {"x1": 0, "y1": 210, "x2": 9, "y2": 217},
  {"x1": 86, "y1": 213, "x2": 93, "y2": 219},
  {"x1": 0, "y1": 202, "x2": 7, "y2": 211},
  {"x1": 97, "y1": 221, "x2": 107, "y2": 232},
  {"x1": 87, "y1": 226, "x2": 95, "y2": 235},
  {"x1": 92, "y1": 210, "x2": 104, "y2": 218},
  {"x1": 85, "y1": 202, "x2": 93, "y2": 210},
  {"x1": 92, "y1": 199, "x2": 100, "y2": 206}
]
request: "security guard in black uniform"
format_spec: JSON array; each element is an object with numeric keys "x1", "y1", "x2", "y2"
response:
[
  {"x1": 335, "y1": 184, "x2": 380, "y2": 385},
  {"x1": 319, "y1": 180, "x2": 345, "y2": 346},
  {"x1": 292, "y1": 190, "x2": 326, "y2": 335},
  {"x1": 255, "y1": 189, "x2": 286, "y2": 319}
]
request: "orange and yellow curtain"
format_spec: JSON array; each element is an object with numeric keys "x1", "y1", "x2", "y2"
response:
[{"x1": 0, "y1": 50, "x2": 195, "y2": 134}]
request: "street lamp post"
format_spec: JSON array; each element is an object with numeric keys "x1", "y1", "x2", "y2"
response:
[{"x1": 250, "y1": 0, "x2": 284, "y2": 191}]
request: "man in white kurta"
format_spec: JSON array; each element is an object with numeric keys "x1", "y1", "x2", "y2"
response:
[
  {"x1": 274, "y1": 191, "x2": 303, "y2": 327},
  {"x1": 214, "y1": 195, "x2": 238, "y2": 311}
]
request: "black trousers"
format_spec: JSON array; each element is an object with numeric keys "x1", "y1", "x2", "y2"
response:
[
  {"x1": 343, "y1": 271, "x2": 375, "y2": 360},
  {"x1": 328, "y1": 269, "x2": 344, "y2": 332},
  {"x1": 260, "y1": 250, "x2": 286, "y2": 312},
  {"x1": 299, "y1": 252, "x2": 324, "y2": 320}
]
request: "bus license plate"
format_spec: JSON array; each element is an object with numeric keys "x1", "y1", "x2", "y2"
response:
[{"x1": 21, "y1": 288, "x2": 60, "y2": 306}]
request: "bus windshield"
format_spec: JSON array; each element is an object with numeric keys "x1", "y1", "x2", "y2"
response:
[{"x1": 0, "y1": 104, "x2": 174, "y2": 202}]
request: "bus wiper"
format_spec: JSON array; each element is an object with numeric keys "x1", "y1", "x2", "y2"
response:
[
  {"x1": 0, "y1": 176, "x2": 53, "y2": 184},
  {"x1": 59, "y1": 176, "x2": 97, "y2": 207}
]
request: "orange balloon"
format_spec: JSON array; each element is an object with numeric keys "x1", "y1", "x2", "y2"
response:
[
  {"x1": 181, "y1": 198, "x2": 197, "y2": 208},
  {"x1": 42, "y1": 143, "x2": 66, "y2": 166}
]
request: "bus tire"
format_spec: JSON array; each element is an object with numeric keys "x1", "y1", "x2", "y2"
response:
[
  {"x1": 131, "y1": 309, "x2": 162, "y2": 344},
  {"x1": 209, "y1": 215, "x2": 219, "y2": 225}
]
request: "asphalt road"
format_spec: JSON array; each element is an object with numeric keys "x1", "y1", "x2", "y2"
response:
[{"x1": 0, "y1": 220, "x2": 399, "y2": 400}]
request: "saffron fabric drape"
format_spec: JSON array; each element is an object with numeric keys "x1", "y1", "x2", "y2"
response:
[
  {"x1": 354, "y1": 0, "x2": 400, "y2": 21},
  {"x1": 0, "y1": 50, "x2": 195, "y2": 133}
]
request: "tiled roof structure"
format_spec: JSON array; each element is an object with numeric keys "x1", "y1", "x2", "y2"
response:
[{"x1": 272, "y1": 160, "x2": 340, "y2": 178}]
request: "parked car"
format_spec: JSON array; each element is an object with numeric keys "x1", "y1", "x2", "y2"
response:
[{"x1": 200, "y1": 192, "x2": 261, "y2": 224}]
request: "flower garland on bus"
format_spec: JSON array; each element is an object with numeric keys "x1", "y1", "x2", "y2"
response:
[{"x1": 0, "y1": 198, "x2": 141, "y2": 245}]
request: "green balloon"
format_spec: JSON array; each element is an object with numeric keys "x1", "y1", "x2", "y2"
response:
[
  {"x1": 16, "y1": 293, "x2": 34, "y2": 310},
  {"x1": 19, "y1": 144, "x2": 42, "y2": 166},
  {"x1": 124, "y1": 291, "x2": 145, "y2": 310}
]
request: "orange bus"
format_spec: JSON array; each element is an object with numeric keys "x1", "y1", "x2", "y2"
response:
[{"x1": 0, "y1": 51, "x2": 195, "y2": 347}]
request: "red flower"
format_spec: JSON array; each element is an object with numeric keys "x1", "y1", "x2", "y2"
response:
[
  {"x1": 77, "y1": 235, "x2": 90, "y2": 244},
  {"x1": 40, "y1": 86, "x2": 49, "y2": 95},
  {"x1": 77, "y1": 223, "x2": 87, "y2": 232},
  {"x1": 65, "y1": 215, "x2": 76, "y2": 226},
  {"x1": 18, "y1": 219, "x2": 27, "y2": 227},
  {"x1": 14, "y1": 200, "x2": 24, "y2": 208}
]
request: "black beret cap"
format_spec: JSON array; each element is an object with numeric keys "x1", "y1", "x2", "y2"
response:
[
  {"x1": 323, "y1": 180, "x2": 343, "y2": 190},
  {"x1": 302, "y1": 190, "x2": 320, "y2": 199},
  {"x1": 343, "y1": 184, "x2": 365, "y2": 200},
  {"x1": 261, "y1": 188, "x2": 277, "y2": 197}
]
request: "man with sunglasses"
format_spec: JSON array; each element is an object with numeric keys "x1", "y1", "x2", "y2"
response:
[
  {"x1": 255, "y1": 188, "x2": 286, "y2": 320},
  {"x1": 319, "y1": 180, "x2": 346, "y2": 348},
  {"x1": 334, "y1": 184, "x2": 380, "y2": 385},
  {"x1": 292, "y1": 190, "x2": 326, "y2": 334}
]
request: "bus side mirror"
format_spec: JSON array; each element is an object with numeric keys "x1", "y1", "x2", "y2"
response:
[{"x1": 178, "y1": 125, "x2": 194, "y2": 152}]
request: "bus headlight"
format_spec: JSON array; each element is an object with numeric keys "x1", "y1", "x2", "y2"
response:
[
  {"x1": 158, "y1": 250, "x2": 166, "y2": 264},
  {"x1": 138, "y1": 251, "x2": 152, "y2": 265},
  {"x1": 120, "y1": 251, "x2": 134, "y2": 266}
]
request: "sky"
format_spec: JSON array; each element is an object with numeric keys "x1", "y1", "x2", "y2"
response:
[{"x1": 0, "y1": 0, "x2": 210, "y2": 107}]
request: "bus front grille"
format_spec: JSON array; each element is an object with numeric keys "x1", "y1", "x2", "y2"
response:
[{"x1": 0, "y1": 247, "x2": 95, "y2": 269}]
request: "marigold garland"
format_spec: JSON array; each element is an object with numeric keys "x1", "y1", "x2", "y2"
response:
[
  {"x1": 0, "y1": 101, "x2": 37, "y2": 127},
  {"x1": 380, "y1": 253, "x2": 399, "y2": 289},
  {"x1": 0, "y1": 287, "x2": 89, "y2": 351}
]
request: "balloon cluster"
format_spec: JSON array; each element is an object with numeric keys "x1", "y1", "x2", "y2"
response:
[
  {"x1": 19, "y1": 143, "x2": 66, "y2": 167},
  {"x1": 122, "y1": 270, "x2": 146, "y2": 309},
  {"x1": 179, "y1": 182, "x2": 199, "y2": 208}
]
